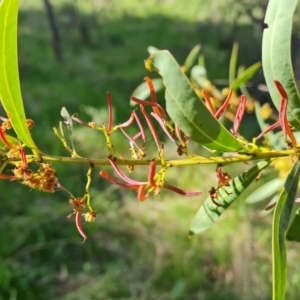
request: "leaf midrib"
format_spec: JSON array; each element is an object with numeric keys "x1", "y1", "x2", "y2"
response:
[
  {"x1": 269, "y1": 0, "x2": 300, "y2": 125},
  {"x1": 1, "y1": 0, "x2": 34, "y2": 148},
  {"x1": 165, "y1": 77, "x2": 244, "y2": 152}
]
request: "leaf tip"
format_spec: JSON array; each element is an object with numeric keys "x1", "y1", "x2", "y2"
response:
[{"x1": 144, "y1": 57, "x2": 159, "y2": 72}]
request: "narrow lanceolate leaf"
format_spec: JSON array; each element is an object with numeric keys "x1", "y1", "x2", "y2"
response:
[
  {"x1": 245, "y1": 178, "x2": 285, "y2": 204},
  {"x1": 231, "y1": 62, "x2": 261, "y2": 92},
  {"x1": 145, "y1": 50, "x2": 247, "y2": 152},
  {"x1": 286, "y1": 208, "x2": 300, "y2": 242},
  {"x1": 189, "y1": 160, "x2": 272, "y2": 235},
  {"x1": 272, "y1": 159, "x2": 300, "y2": 300},
  {"x1": 229, "y1": 42, "x2": 239, "y2": 84},
  {"x1": 262, "y1": 0, "x2": 300, "y2": 130},
  {"x1": 183, "y1": 44, "x2": 201, "y2": 74},
  {"x1": 0, "y1": 0, "x2": 39, "y2": 152},
  {"x1": 190, "y1": 65, "x2": 207, "y2": 88}
]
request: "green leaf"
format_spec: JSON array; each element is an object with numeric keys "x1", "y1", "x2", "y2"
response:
[
  {"x1": 246, "y1": 178, "x2": 284, "y2": 204},
  {"x1": 0, "y1": 0, "x2": 40, "y2": 152},
  {"x1": 147, "y1": 45, "x2": 160, "y2": 55},
  {"x1": 189, "y1": 160, "x2": 272, "y2": 235},
  {"x1": 262, "y1": 0, "x2": 300, "y2": 130},
  {"x1": 145, "y1": 50, "x2": 247, "y2": 152},
  {"x1": 183, "y1": 44, "x2": 201, "y2": 74},
  {"x1": 198, "y1": 54, "x2": 205, "y2": 67},
  {"x1": 229, "y1": 42, "x2": 239, "y2": 84},
  {"x1": 130, "y1": 78, "x2": 164, "y2": 106},
  {"x1": 190, "y1": 65, "x2": 207, "y2": 88},
  {"x1": 236, "y1": 66, "x2": 251, "y2": 99},
  {"x1": 286, "y1": 208, "x2": 300, "y2": 242},
  {"x1": 272, "y1": 159, "x2": 300, "y2": 300},
  {"x1": 231, "y1": 62, "x2": 261, "y2": 91}
]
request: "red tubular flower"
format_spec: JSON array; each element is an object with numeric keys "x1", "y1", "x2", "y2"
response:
[
  {"x1": 71, "y1": 116, "x2": 94, "y2": 128},
  {"x1": 120, "y1": 127, "x2": 140, "y2": 150},
  {"x1": 0, "y1": 127, "x2": 13, "y2": 148},
  {"x1": 137, "y1": 185, "x2": 148, "y2": 201},
  {"x1": 232, "y1": 95, "x2": 246, "y2": 135},
  {"x1": 150, "y1": 112, "x2": 175, "y2": 143},
  {"x1": 75, "y1": 211, "x2": 87, "y2": 242},
  {"x1": 131, "y1": 96, "x2": 167, "y2": 121},
  {"x1": 139, "y1": 105, "x2": 161, "y2": 150},
  {"x1": 274, "y1": 80, "x2": 297, "y2": 146},
  {"x1": 0, "y1": 128, "x2": 28, "y2": 168},
  {"x1": 133, "y1": 111, "x2": 146, "y2": 144},
  {"x1": 215, "y1": 88, "x2": 233, "y2": 119},
  {"x1": 274, "y1": 80, "x2": 288, "y2": 98},
  {"x1": 106, "y1": 92, "x2": 113, "y2": 133},
  {"x1": 118, "y1": 112, "x2": 146, "y2": 151},
  {"x1": 132, "y1": 132, "x2": 142, "y2": 141},
  {"x1": 146, "y1": 163, "x2": 200, "y2": 198},
  {"x1": 256, "y1": 81, "x2": 297, "y2": 146},
  {"x1": 144, "y1": 76, "x2": 166, "y2": 120},
  {"x1": 108, "y1": 157, "x2": 147, "y2": 185},
  {"x1": 163, "y1": 183, "x2": 202, "y2": 197},
  {"x1": 20, "y1": 148, "x2": 27, "y2": 167},
  {"x1": 175, "y1": 124, "x2": 185, "y2": 145},
  {"x1": 100, "y1": 159, "x2": 201, "y2": 200},
  {"x1": 99, "y1": 160, "x2": 153, "y2": 202},
  {"x1": 145, "y1": 77, "x2": 157, "y2": 103},
  {"x1": 256, "y1": 121, "x2": 280, "y2": 140},
  {"x1": 202, "y1": 91, "x2": 216, "y2": 115},
  {"x1": 147, "y1": 161, "x2": 157, "y2": 188},
  {"x1": 100, "y1": 160, "x2": 158, "y2": 193},
  {"x1": 99, "y1": 170, "x2": 140, "y2": 189},
  {"x1": 203, "y1": 88, "x2": 233, "y2": 120},
  {"x1": 174, "y1": 124, "x2": 189, "y2": 154},
  {"x1": 0, "y1": 174, "x2": 17, "y2": 180},
  {"x1": 118, "y1": 113, "x2": 135, "y2": 129}
]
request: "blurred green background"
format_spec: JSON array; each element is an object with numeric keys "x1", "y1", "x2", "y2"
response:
[{"x1": 1, "y1": 0, "x2": 300, "y2": 299}]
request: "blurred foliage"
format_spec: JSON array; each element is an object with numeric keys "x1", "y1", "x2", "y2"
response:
[{"x1": 1, "y1": 0, "x2": 300, "y2": 299}]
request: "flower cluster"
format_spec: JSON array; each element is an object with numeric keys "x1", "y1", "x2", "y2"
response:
[
  {"x1": 256, "y1": 80, "x2": 297, "y2": 148},
  {"x1": 203, "y1": 88, "x2": 247, "y2": 137},
  {"x1": 100, "y1": 157, "x2": 202, "y2": 202},
  {"x1": 67, "y1": 76, "x2": 252, "y2": 239},
  {"x1": 67, "y1": 197, "x2": 98, "y2": 242},
  {"x1": 0, "y1": 122, "x2": 58, "y2": 192},
  {"x1": 0, "y1": 76, "x2": 295, "y2": 242}
]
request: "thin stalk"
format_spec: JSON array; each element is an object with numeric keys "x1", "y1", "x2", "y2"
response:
[{"x1": 7, "y1": 149, "x2": 295, "y2": 168}]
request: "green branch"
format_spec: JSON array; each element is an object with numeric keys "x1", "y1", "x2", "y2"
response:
[{"x1": 5, "y1": 148, "x2": 295, "y2": 167}]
